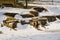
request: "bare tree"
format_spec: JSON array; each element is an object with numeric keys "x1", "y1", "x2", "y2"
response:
[
  {"x1": 25, "y1": 0, "x2": 34, "y2": 8},
  {"x1": 25, "y1": 0, "x2": 28, "y2": 8}
]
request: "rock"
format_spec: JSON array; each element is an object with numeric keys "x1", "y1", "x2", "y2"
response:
[
  {"x1": 34, "y1": 7, "x2": 48, "y2": 12},
  {"x1": 42, "y1": 16, "x2": 56, "y2": 22},
  {"x1": 3, "y1": 16, "x2": 19, "y2": 29},
  {"x1": 30, "y1": 11, "x2": 38, "y2": 17},
  {"x1": 21, "y1": 20, "x2": 29, "y2": 25},
  {"x1": 56, "y1": 15, "x2": 60, "y2": 19},
  {"x1": 30, "y1": 18, "x2": 47, "y2": 30},
  {"x1": 3, "y1": 13, "x2": 17, "y2": 17},
  {"x1": 21, "y1": 14, "x2": 34, "y2": 18}
]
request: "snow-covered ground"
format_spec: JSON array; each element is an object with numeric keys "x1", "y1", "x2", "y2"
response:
[
  {"x1": 33, "y1": 0, "x2": 60, "y2": 5},
  {"x1": 0, "y1": 5, "x2": 60, "y2": 40}
]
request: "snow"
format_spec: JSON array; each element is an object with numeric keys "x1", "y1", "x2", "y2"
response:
[
  {"x1": 0, "y1": 5, "x2": 60, "y2": 40},
  {"x1": 33, "y1": 0, "x2": 60, "y2": 5},
  {"x1": 0, "y1": 7, "x2": 34, "y2": 15}
]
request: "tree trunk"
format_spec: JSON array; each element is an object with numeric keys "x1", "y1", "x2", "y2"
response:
[{"x1": 25, "y1": 0, "x2": 28, "y2": 8}]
